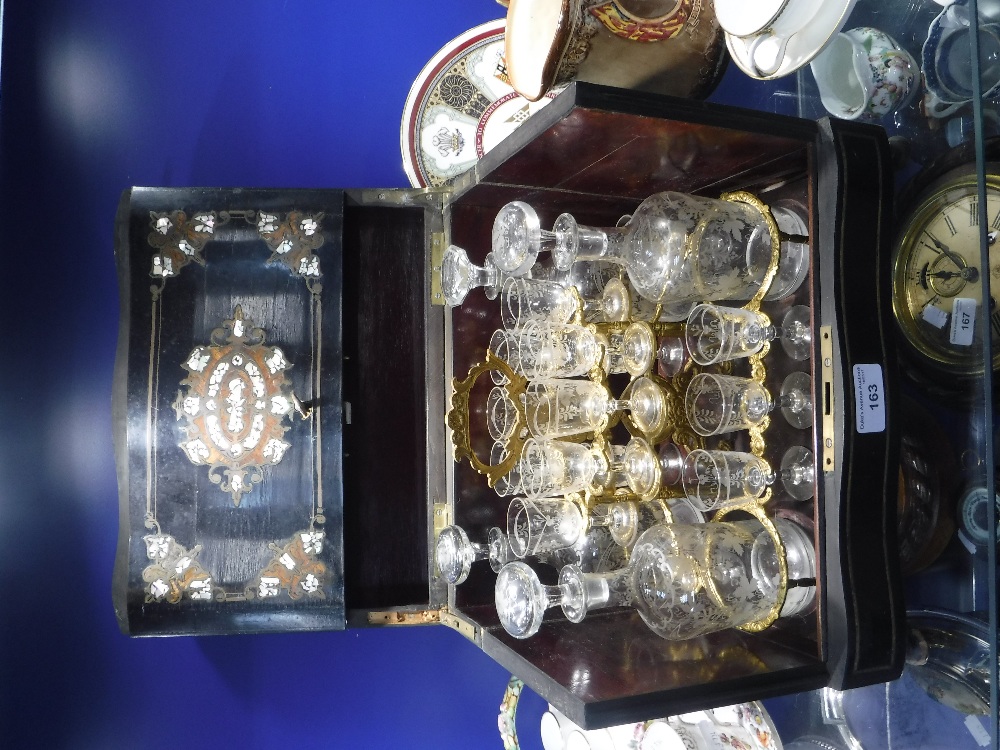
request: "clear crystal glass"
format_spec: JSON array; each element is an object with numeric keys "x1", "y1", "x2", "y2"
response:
[
  {"x1": 516, "y1": 439, "x2": 609, "y2": 498},
  {"x1": 496, "y1": 518, "x2": 816, "y2": 640},
  {"x1": 685, "y1": 303, "x2": 813, "y2": 365},
  {"x1": 435, "y1": 525, "x2": 489, "y2": 585},
  {"x1": 500, "y1": 276, "x2": 579, "y2": 329},
  {"x1": 681, "y1": 449, "x2": 773, "y2": 511},
  {"x1": 550, "y1": 192, "x2": 805, "y2": 308},
  {"x1": 511, "y1": 321, "x2": 604, "y2": 379},
  {"x1": 685, "y1": 371, "x2": 813, "y2": 436}
]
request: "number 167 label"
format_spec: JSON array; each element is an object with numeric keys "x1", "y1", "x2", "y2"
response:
[{"x1": 853, "y1": 364, "x2": 885, "y2": 434}]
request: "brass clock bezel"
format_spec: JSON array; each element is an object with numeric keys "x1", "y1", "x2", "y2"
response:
[{"x1": 891, "y1": 166, "x2": 1000, "y2": 375}]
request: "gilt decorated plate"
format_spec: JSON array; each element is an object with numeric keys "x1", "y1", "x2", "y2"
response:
[{"x1": 401, "y1": 19, "x2": 561, "y2": 187}]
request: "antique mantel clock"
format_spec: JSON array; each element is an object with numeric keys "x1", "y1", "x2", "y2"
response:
[{"x1": 892, "y1": 164, "x2": 1000, "y2": 375}]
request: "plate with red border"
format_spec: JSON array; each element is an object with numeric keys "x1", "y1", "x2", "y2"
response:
[{"x1": 401, "y1": 19, "x2": 562, "y2": 188}]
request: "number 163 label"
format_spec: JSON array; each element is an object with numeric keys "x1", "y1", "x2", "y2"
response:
[{"x1": 853, "y1": 364, "x2": 885, "y2": 434}]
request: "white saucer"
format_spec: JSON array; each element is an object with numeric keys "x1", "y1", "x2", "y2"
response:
[
  {"x1": 400, "y1": 19, "x2": 561, "y2": 187},
  {"x1": 725, "y1": 0, "x2": 858, "y2": 80}
]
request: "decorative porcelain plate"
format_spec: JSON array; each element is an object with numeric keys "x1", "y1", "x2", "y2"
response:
[
  {"x1": 400, "y1": 19, "x2": 561, "y2": 187},
  {"x1": 724, "y1": 0, "x2": 858, "y2": 80}
]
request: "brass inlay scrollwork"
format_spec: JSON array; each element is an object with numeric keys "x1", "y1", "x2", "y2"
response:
[
  {"x1": 447, "y1": 350, "x2": 528, "y2": 486},
  {"x1": 721, "y1": 190, "x2": 783, "y2": 460}
]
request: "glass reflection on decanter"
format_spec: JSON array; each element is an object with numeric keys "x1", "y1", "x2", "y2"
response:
[
  {"x1": 525, "y1": 377, "x2": 667, "y2": 440},
  {"x1": 549, "y1": 192, "x2": 807, "y2": 308},
  {"x1": 441, "y1": 245, "x2": 504, "y2": 307},
  {"x1": 500, "y1": 276, "x2": 579, "y2": 329},
  {"x1": 685, "y1": 371, "x2": 813, "y2": 436},
  {"x1": 751, "y1": 517, "x2": 816, "y2": 616},
  {"x1": 685, "y1": 303, "x2": 813, "y2": 365}
]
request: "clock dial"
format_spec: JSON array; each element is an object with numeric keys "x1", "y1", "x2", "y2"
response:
[{"x1": 893, "y1": 171, "x2": 1000, "y2": 373}]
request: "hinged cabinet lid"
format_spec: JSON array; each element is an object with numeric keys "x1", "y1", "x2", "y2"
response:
[{"x1": 113, "y1": 187, "x2": 346, "y2": 636}]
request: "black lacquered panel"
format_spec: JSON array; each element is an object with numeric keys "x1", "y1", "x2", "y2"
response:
[{"x1": 112, "y1": 187, "x2": 345, "y2": 636}]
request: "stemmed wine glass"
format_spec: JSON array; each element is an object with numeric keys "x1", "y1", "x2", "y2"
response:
[
  {"x1": 684, "y1": 303, "x2": 812, "y2": 365},
  {"x1": 499, "y1": 276, "x2": 580, "y2": 330},
  {"x1": 681, "y1": 446, "x2": 818, "y2": 508},
  {"x1": 685, "y1": 371, "x2": 813, "y2": 436}
]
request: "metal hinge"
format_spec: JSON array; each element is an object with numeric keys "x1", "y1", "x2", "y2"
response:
[
  {"x1": 367, "y1": 607, "x2": 480, "y2": 641},
  {"x1": 440, "y1": 610, "x2": 479, "y2": 641},
  {"x1": 432, "y1": 502, "x2": 452, "y2": 537},
  {"x1": 820, "y1": 325, "x2": 835, "y2": 474},
  {"x1": 430, "y1": 232, "x2": 446, "y2": 306},
  {"x1": 367, "y1": 609, "x2": 441, "y2": 626}
]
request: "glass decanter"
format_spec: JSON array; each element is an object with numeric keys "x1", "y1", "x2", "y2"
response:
[
  {"x1": 550, "y1": 192, "x2": 807, "y2": 312},
  {"x1": 495, "y1": 518, "x2": 816, "y2": 640}
]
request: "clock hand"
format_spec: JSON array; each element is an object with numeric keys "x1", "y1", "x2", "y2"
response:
[
  {"x1": 926, "y1": 234, "x2": 968, "y2": 269},
  {"x1": 928, "y1": 268, "x2": 980, "y2": 282}
]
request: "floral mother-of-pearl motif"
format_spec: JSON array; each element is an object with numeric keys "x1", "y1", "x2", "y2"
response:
[
  {"x1": 174, "y1": 305, "x2": 296, "y2": 506},
  {"x1": 142, "y1": 534, "x2": 214, "y2": 603},
  {"x1": 147, "y1": 210, "x2": 216, "y2": 278},
  {"x1": 250, "y1": 530, "x2": 327, "y2": 600},
  {"x1": 255, "y1": 210, "x2": 325, "y2": 278}
]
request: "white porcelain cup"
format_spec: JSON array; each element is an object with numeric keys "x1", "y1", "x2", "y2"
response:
[
  {"x1": 810, "y1": 27, "x2": 918, "y2": 120},
  {"x1": 716, "y1": 0, "x2": 820, "y2": 76},
  {"x1": 715, "y1": 0, "x2": 814, "y2": 38}
]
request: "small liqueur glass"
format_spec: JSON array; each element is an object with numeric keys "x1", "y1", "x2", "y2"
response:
[
  {"x1": 488, "y1": 329, "x2": 517, "y2": 386},
  {"x1": 500, "y1": 276, "x2": 580, "y2": 329},
  {"x1": 581, "y1": 277, "x2": 633, "y2": 323},
  {"x1": 685, "y1": 371, "x2": 813, "y2": 436},
  {"x1": 779, "y1": 445, "x2": 816, "y2": 502},
  {"x1": 685, "y1": 303, "x2": 813, "y2": 366},
  {"x1": 506, "y1": 496, "x2": 590, "y2": 558},
  {"x1": 441, "y1": 245, "x2": 503, "y2": 307},
  {"x1": 516, "y1": 439, "x2": 609, "y2": 499},
  {"x1": 487, "y1": 386, "x2": 522, "y2": 442},
  {"x1": 491, "y1": 441, "x2": 524, "y2": 497},
  {"x1": 681, "y1": 449, "x2": 773, "y2": 512},
  {"x1": 512, "y1": 321, "x2": 604, "y2": 379}
]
